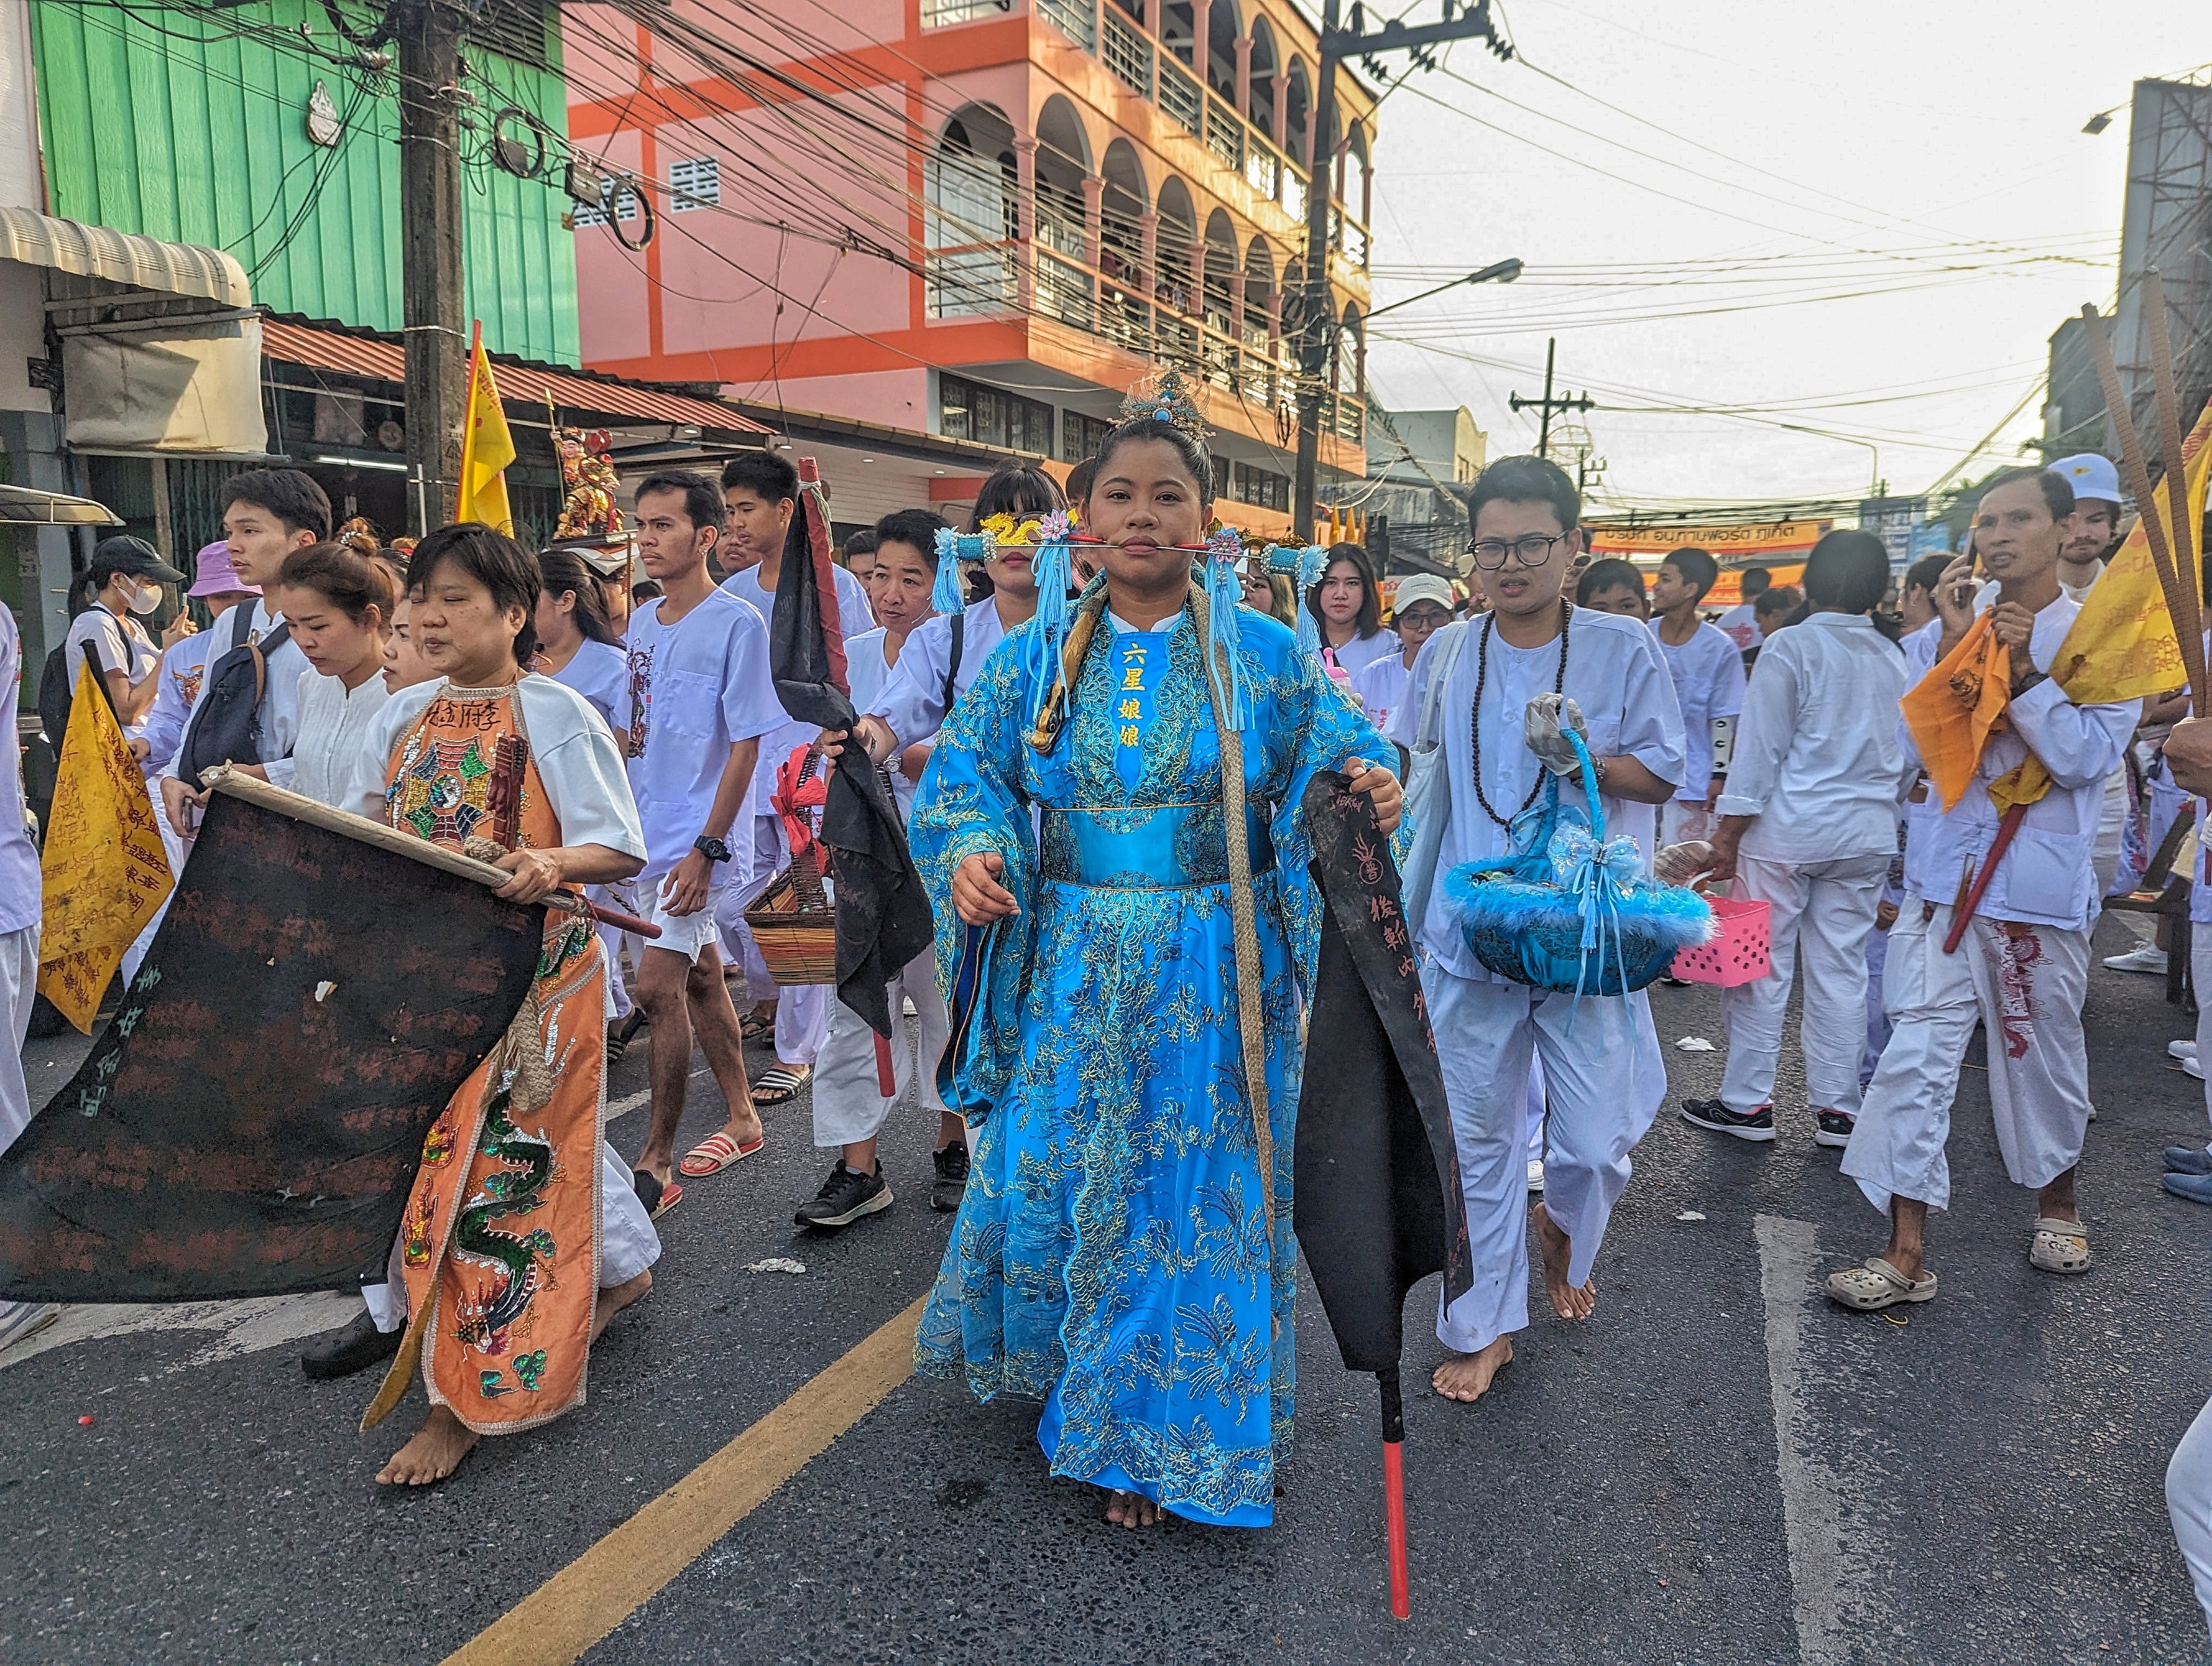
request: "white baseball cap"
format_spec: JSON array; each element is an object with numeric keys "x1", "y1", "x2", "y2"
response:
[
  {"x1": 2049, "y1": 453, "x2": 2121, "y2": 507},
  {"x1": 1390, "y1": 574, "x2": 1456, "y2": 617}
]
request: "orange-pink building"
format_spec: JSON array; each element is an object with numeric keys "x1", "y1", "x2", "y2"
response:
[{"x1": 564, "y1": 0, "x2": 1377, "y2": 533}]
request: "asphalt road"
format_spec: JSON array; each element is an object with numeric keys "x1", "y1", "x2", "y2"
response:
[{"x1": 4, "y1": 921, "x2": 2210, "y2": 1666}]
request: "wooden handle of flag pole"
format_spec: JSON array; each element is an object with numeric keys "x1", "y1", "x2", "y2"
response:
[
  {"x1": 2080, "y1": 300, "x2": 2210, "y2": 713},
  {"x1": 200, "y1": 766, "x2": 661, "y2": 939},
  {"x1": 2143, "y1": 270, "x2": 2206, "y2": 676},
  {"x1": 1942, "y1": 802, "x2": 2028, "y2": 954},
  {"x1": 874, "y1": 1033, "x2": 897, "y2": 1099},
  {"x1": 1379, "y1": 1367, "x2": 1411, "y2": 1620}
]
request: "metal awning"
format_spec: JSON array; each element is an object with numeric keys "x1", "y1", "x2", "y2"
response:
[
  {"x1": 0, "y1": 207, "x2": 249, "y2": 309},
  {"x1": 0, "y1": 483, "x2": 125, "y2": 526}
]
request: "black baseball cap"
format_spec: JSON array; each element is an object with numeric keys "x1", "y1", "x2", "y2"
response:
[{"x1": 92, "y1": 535, "x2": 187, "y2": 585}]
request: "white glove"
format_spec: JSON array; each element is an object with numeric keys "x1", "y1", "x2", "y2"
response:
[{"x1": 1523, "y1": 694, "x2": 1591, "y2": 777}]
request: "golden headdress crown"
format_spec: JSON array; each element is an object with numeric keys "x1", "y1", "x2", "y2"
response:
[{"x1": 1118, "y1": 367, "x2": 1211, "y2": 442}]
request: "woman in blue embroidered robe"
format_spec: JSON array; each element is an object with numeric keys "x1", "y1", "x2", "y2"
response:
[{"x1": 907, "y1": 418, "x2": 1401, "y2": 1528}]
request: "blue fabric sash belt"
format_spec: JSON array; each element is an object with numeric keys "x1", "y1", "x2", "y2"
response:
[{"x1": 1039, "y1": 800, "x2": 1275, "y2": 889}]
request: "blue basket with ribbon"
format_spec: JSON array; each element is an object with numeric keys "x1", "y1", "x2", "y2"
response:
[{"x1": 1441, "y1": 729, "x2": 1716, "y2": 997}]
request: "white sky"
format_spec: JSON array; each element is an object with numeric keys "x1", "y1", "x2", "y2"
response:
[{"x1": 1361, "y1": 1, "x2": 2209, "y2": 512}]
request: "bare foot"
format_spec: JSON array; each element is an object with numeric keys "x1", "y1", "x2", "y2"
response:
[
  {"x1": 1432, "y1": 1335, "x2": 1513, "y2": 1402},
  {"x1": 591, "y1": 1270, "x2": 653, "y2": 1344},
  {"x1": 375, "y1": 1405, "x2": 478, "y2": 1486},
  {"x1": 1104, "y1": 1488, "x2": 1163, "y2": 1528},
  {"x1": 721, "y1": 1107, "x2": 764, "y2": 1151},
  {"x1": 1532, "y1": 1200, "x2": 1596, "y2": 1321}
]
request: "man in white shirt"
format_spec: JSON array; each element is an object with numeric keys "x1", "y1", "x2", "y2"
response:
[
  {"x1": 2049, "y1": 452, "x2": 2125, "y2": 594},
  {"x1": 0, "y1": 603, "x2": 55, "y2": 1349},
  {"x1": 1645, "y1": 547, "x2": 1747, "y2": 846},
  {"x1": 1387, "y1": 456, "x2": 1683, "y2": 1406},
  {"x1": 1351, "y1": 573, "x2": 1453, "y2": 739},
  {"x1": 1713, "y1": 566, "x2": 1770, "y2": 652},
  {"x1": 713, "y1": 452, "x2": 876, "y2": 1104},
  {"x1": 620, "y1": 471, "x2": 787, "y2": 1211},
  {"x1": 799, "y1": 509, "x2": 967, "y2": 1230},
  {"x1": 1678, "y1": 531, "x2": 1912, "y2": 1149},
  {"x1": 157, "y1": 470, "x2": 325, "y2": 837},
  {"x1": 1830, "y1": 468, "x2": 2137, "y2": 1310}
]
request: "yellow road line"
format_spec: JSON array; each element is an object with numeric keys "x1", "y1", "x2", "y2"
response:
[{"x1": 442, "y1": 1294, "x2": 925, "y2": 1666}]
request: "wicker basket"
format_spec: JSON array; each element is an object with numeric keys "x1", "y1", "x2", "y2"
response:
[{"x1": 742, "y1": 843, "x2": 838, "y2": 985}]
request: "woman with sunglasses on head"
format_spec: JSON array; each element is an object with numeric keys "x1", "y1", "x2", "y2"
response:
[{"x1": 893, "y1": 382, "x2": 1401, "y2": 1533}]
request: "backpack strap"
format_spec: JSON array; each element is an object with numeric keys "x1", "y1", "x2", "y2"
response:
[{"x1": 941, "y1": 610, "x2": 966, "y2": 719}]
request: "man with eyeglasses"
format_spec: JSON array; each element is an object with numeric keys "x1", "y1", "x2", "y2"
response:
[{"x1": 1387, "y1": 455, "x2": 1684, "y2": 1407}]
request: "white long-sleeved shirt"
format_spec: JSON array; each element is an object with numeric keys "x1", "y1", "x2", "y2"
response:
[
  {"x1": 1714, "y1": 612, "x2": 1912, "y2": 865},
  {"x1": 289, "y1": 668, "x2": 392, "y2": 808},
  {"x1": 159, "y1": 599, "x2": 310, "y2": 789},
  {"x1": 1649, "y1": 618, "x2": 1746, "y2": 803},
  {"x1": 1387, "y1": 608, "x2": 1686, "y2": 984},
  {"x1": 869, "y1": 596, "x2": 1010, "y2": 750},
  {"x1": 1897, "y1": 600, "x2": 2139, "y2": 933}
]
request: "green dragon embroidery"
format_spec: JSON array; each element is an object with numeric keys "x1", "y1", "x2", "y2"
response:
[{"x1": 449, "y1": 1083, "x2": 558, "y2": 1376}]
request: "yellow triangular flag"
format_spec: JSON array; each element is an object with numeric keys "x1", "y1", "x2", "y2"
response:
[
  {"x1": 2051, "y1": 403, "x2": 2212, "y2": 703},
  {"x1": 457, "y1": 322, "x2": 515, "y2": 535},
  {"x1": 36, "y1": 662, "x2": 173, "y2": 1031}
]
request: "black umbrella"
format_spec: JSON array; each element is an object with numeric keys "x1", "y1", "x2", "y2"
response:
[
  {"x1": 1295, "y1": 771, "x2": 1470, "y2": 1617},
  {"x1": 768, "y1": 458, "x2": 935, "y2": 1049}
]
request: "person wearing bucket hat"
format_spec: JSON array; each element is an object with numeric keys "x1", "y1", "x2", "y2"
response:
[
  {"x1": 1384, "y1": 454, "x2": 1684, "y2": 1408},
  {"x1": 63, "y1": 535, "x2": 189, "y2": 740},
  {"x1": 138, "y1": 542, "x2": 262, "y2": 780}
]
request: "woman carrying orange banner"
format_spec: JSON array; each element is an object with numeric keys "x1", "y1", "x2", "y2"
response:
[{"x1": 1828, "y1": 467, "x2": 2138, "y2": 1312}]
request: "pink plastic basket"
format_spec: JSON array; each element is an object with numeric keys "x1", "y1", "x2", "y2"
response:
[{"x1": 1669, "y1": 896, "x2": 1771, "y2": 988}]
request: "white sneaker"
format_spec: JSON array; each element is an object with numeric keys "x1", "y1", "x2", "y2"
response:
[
  {"x1": 2171, "y1": 1040, "x2": 2200, "y2": 1061},
  {"x1": 1526, "y1": 1158, "x2": 1545, "y2": 1193},
  {"x1": 2188, "y1": 1057, "x2": 2207, "y2": 1083},
  {"x1": 2103, "y1": 946, "x2": 2170, "y2": 975}
]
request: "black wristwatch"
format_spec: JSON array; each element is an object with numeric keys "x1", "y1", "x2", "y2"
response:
[{"x1": 693, "y1": 835, "x2": 732, "y2": 864}]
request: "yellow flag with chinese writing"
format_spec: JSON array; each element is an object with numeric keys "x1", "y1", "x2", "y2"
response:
[
  {"x1": 2049, "y1": 402, "x2": 2212, "y2": 703},
  {"x1": 457, "y1": 322, "x2": 515, "y2": 535},
  {"x1": 36, "y1": 662, "x2": 173, "y2": 1031}
]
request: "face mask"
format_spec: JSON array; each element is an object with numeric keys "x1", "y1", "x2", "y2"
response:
[{"x1": 124, "y1": 579, "x2": 162, "y2": 616}]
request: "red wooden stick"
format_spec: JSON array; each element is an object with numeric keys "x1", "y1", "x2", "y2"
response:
[
  {"x1": 874, "y1": 1033, "x2": 897, "y2": 1098},
  {"x1": 1942, "y1": 802, "x2": 2027, "y2": 953},
  {"x1": 1384, "y1": 1440, "x2": 1411, "y2": 1620}
]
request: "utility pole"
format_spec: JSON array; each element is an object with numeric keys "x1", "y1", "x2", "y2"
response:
[
  {"x1": 396, "y1": 0, "x2": 468, "y2": 532},
  {"x1": 1508, "y1": 338, "x2": 1593, "y2": 460},
  {"x1": 1293, "y1": 0, "x2": 1512, "y2": 542}
]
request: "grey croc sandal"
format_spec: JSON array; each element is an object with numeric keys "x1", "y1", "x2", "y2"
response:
[
  {"x1": 1826, "y1": 1257, "x2": 1938, "y2": 1310},
  {"x1": 2029, "y1": 1217, "x2": 2091, "y2": 1274}
]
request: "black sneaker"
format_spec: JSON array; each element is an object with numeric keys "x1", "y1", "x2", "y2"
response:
[
  {"x1": 931, "y1": 1142, "x2": 970, "y2": 1213},
  {"x1": 1814, "y1": 1111, "x2": 1855, "y2": 1149},
  {"x1": 299, "y1": 1308, "x2": 403, "y2": 1380},
  {"x1": 1680, "y1": 1098, "x2": 1775, "y2": 1142},
  {"x1": 794, "y1": 1161, "x2": 892, "y2": 1229}
]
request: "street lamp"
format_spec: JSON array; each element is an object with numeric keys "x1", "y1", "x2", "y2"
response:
[
  {"x1": 1778, "y1": 423, "x2": 1881, "y2": 496},
  {"x1": 1365, "y1": 257, "x2": 1525, "y2": 322}
]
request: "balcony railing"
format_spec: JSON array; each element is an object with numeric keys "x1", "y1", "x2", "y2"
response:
[
  {"x1": 921, "y1": 0, "x2": 1007, "y2": 24},
  {"x1": 1158, "y1": 56, "x2": 1203, "y2": 137},
  {"x1": 1205, "y1": 99, "x2": 1244, "y2": 171},
  {"x1": 1102, "y1": 8, "x2": 1152, "y2": 97},
  {"x1": 925, "y1": 244, "x2": 1017, "y2": 316},
  {"x1": 1282, "y1": 166, "x2": 1306, "y2": 223},
  {"x1": 1037, "y1": 0, "x2": 1095, "y2": 49},
  {"x1": 1244, "y1": 139, "x2": 1279, "y2": 202},
  {"x1": 1037, "y1": 251, "x2": 1097, "y2": 331}
]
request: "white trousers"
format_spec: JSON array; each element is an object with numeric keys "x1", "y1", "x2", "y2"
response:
[
  {"x1": 717, "y1": 812, "x2": 829, "y2": 1066},
  {"x1": 811, "y1": 950, "x2": 950, "y2": 1148},
  {"x1": 2169, "y1": 1394, "x2": 2212, "y2": 1634},
  {"x1": 120, "y1": 817, "x2": 188, "y2": 988},
  {"x1": 1719, "y1": 853, "x2": 1891, "y2": 1116},
  {"x1": 1861, "y1": 918, "x2": 1893, "y2": 1086},
  {"x1": 1427, "y1": 962, "x2": 1667, "y2": 1354},
  {"x1": 364, "y1": 1140, "x2": 660, "y2": 1332},
  {"x1": 1841, "y1": 901, "x2": 2091, "y2": 1214},
  {"x1": 0, "y1": 921, "x2": 39, "y2": 1154},
  {"x1": 1525, "y1": 1053, "x2": 1545, "y2": 1160}
]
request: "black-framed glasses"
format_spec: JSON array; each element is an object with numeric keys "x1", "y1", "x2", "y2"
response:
[{"x1": 1470, "y1": 533, "x2": 1572, "y2": 571}]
